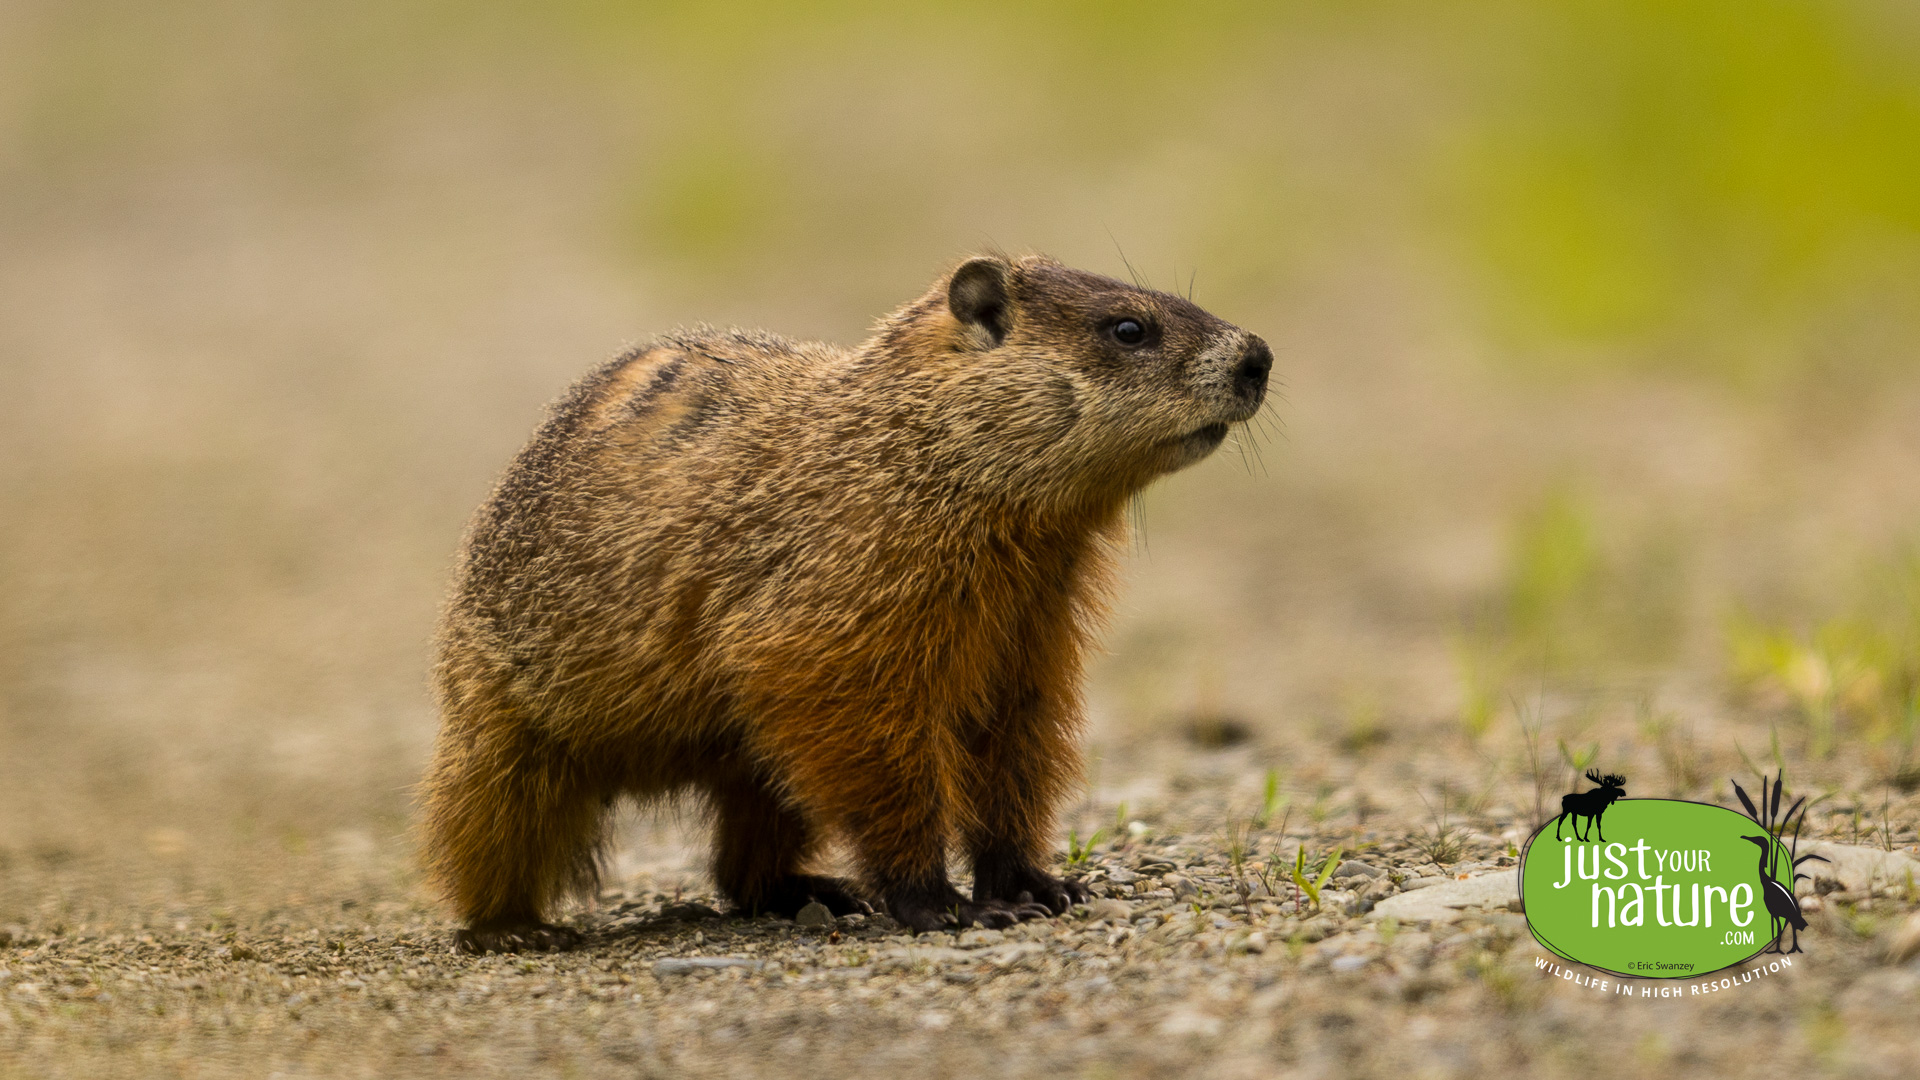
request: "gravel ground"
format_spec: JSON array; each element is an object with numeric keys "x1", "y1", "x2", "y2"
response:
[
  {"x1": 6, "y1": 801, "x2": 1918, "y2": 1080},
  {"x1": 7, "y1": 8, "x2": 1920, "y2": 1078}
]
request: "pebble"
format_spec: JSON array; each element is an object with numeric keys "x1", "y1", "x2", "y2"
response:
[
  {"x1": 1087, "y1": 898, "x2": 1133, "y2": 923},
  {"x1": 794, "y1": 902, "x2": 834, "y2": 928},
  {"x1": 1804, "y1": 842, "x2": 1920, "y2": 895},
  {"x1": 1295, "y1": 917, "x2": 1335, "y2": 943},
  {"x1": 1885, "y1": 910, "x2": 1920, "y2": 965},
  {"x1": 653, "y1": 957, "x2": 761, "y2": 976},
  {"x1": 1369, "y1": 869, "x2": 1520, "y2": 924}
]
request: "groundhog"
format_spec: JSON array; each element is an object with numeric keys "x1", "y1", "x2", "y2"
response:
[{"x1": 421, "y1": 253, "x2": 1271, "y2": 952}]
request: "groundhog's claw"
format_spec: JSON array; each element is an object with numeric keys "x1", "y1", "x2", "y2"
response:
[
  {"x1": 453, "y1": 921, "x2": 584, "y2": 955},
  {"x1": 953, "y1": 900, "x2": 1051, "y2": 930},
  {"x1": 973, "y1": 862, "x2": 1091, "y2": 915},
  {"x1": 886, "y1": 886, "x2": 1054, "y2": 933}
]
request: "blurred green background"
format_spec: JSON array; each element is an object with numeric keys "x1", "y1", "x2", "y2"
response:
[{"x1": 2, "y1": 0, "x2": 1917, "y2": 897}]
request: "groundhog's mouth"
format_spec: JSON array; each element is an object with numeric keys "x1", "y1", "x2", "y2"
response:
[
  {"x1": 1184, "y1": 421, "x2": 1230, "y2": 451},
  {"x1": 1159, "y1": 421, "x2": 1231, "y2": 469}
]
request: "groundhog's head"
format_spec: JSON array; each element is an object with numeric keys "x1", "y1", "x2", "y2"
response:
[{"x1": 914, "y1": 253, "x2": 1271, "y2": 508}]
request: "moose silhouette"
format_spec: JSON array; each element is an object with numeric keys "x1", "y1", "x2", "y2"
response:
[{"x1": 1553, "y1": 770, "x2": 1627, "y2": 843}]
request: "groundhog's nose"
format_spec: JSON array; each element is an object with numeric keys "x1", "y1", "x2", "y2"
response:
[{"x1": 1233, "y1": 337, "x2": 1272, "y2": 402}]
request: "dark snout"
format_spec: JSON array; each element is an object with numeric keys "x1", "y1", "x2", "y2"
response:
[
  {"x1": 1161, "y1": 329, "x2": 1275, "y2": 472},
  {"x1": 1234, "y1": 337, "x2": 1272, "y2": 406}
]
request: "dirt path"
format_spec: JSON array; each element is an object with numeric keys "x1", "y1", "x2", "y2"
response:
[{"x1": 4, "y1": 805, "x2": 1917, "y2": 1080}]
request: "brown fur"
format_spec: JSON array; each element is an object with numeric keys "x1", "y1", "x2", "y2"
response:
[{"x1": 419, "y1": 253, "x2": 1271, "y2": 951}]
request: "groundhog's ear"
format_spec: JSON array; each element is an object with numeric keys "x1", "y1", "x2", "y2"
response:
[{"x1": 947, "y1": 256, "x2": 1011, "y2": 348}]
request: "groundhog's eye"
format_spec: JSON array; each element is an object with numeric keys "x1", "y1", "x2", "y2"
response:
[{"x1": 1110, "y1": 319, "x2": 1147, "y2": 346}]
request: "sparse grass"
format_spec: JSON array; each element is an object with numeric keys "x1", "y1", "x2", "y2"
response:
[
  {"x1": 1457, "y1": 629, "x2": 1506, "y2": 743},
  {"x1": 1637, "y1": 701, "x2": 1703, "y2": 796},
  {"x1": 1464, "y1": 948, "x2": 1525, "y2": 1010},
  {"x1": 1515, "y1": 692, "x2": 1553, "y2": 827},
  {"x1": 1108, "y1": 802, "x2": 1133, "y2": 850},
  {"x1": 1893, "y1": 694, "x2": 1920, "y2": 792},
  {"x1": 1557, "y1": 737, "x2": 1597, "y2": 776},
  {"x1": 1454, "y1": 488, "x2": 1692, "y2": 745},
  {"x1": 1412, "y1": 788, "x2": 1469, "y2": 867},
  {"x1": 1838, "y1": 904, "x2": 1881, "y2": 940},
  {"x1": 1223, "y1": 822, "x2": 1248, "y2": 881},
  {"x1": 1287, "y1": 842, "x2": 1344, "y2": 913},
  {"x1": 1728, "y1": 551, "x2": 1920, "y2": 762},
  {"x1": 1338, "y1": 694, "x2": 1391, "y2": 754},
  {"x1": 1307, "y1": 782, "x2": 1335, "y2": 826},
  {"x1": 1879, "y1": 788, "x2": 1896, "y2": 853},
  {"x1": 1065, "y1": 828, "x2": 1105, "y2": 870},
  {"x1": 1252, "y1": 768, "x2": 1285, "y2": 830},
  {"x1": 1734, "y1": 727, "x2": 1794, "y2": 800}
]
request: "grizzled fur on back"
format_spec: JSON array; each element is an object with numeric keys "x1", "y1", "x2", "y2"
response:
[{"x1": 421, "y1": 253, "x2": 1271, "y2": 949}]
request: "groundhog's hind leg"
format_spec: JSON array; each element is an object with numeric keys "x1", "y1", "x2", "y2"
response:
[
  {"x1": 420, "y1": 702, "x2": 605, "y2": 954},
  {"x1": 709, "y1": 773, "x2": 870, "y2": 918}
]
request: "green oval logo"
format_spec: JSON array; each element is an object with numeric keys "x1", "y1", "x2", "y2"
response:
[{"x1": 1520, "y1": 797, "x2": 1805, "y2": 978}]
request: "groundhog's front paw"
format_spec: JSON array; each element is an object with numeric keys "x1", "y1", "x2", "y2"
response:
[
  {"x1": 453, "y1": 921, "x2": 584, "y2": 955},
  {"x1": 885, "y1": 886, "x2": 1052, "y2": 933},
  {"x1": 1019, "y1": 873, "x2": 1093, "y2": 915},
  {"x1": 973, "y1": 863, "x2": 1093, "y2": 915}
]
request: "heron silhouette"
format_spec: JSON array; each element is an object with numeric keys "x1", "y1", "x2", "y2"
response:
[
  {"x1": 1731, "y1": 771, "x2": 1827, "y2": 955},
  {"x1": 1741, "y1": 834, "x2": 1808, "y2": 953}
]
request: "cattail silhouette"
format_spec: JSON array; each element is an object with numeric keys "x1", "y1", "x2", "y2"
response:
[{"x1": 1731, "y1": 771, "x2": 1825, "y2": 954}]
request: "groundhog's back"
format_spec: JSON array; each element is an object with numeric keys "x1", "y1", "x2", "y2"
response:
[{"x1": 435, "y1": 322, "x2": 1112, "y2": 778}]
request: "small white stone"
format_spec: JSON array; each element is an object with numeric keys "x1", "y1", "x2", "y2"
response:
[
  {"x1": 1229, "y1": 930, "x2": 1267, "y2": 954},
  {"x1": 1886, "y1": 909, "x2": 1920, "y2": 965},
  {"x1": 1369, "y1": 869, "x2": 1520, "y2": 924},
  {"x1": 1157, "y1": 1008, "x2": 1223, "y2": 1037}
]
